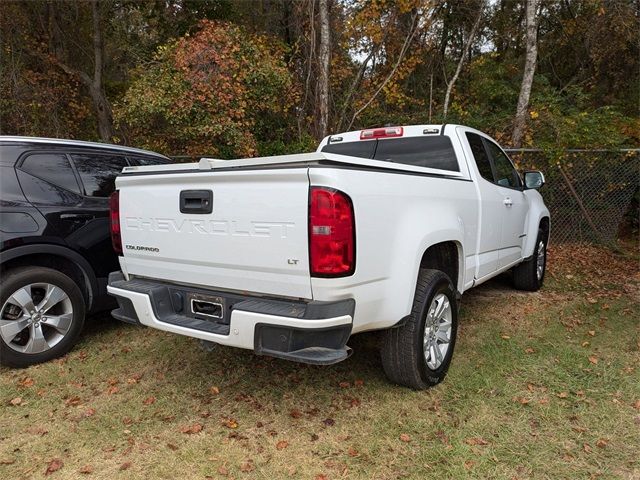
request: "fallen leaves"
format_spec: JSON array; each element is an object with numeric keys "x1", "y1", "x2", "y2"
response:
[
  {"x1": 276, "y1": 440, "x2": 289, "y2": 450},
  {"x1": 9, "y1": 397, "x2": 22, "y2": 406},
  {"x1": 465, "y1": 437, "x2": 489, "y2": 446},
  {"x1": 217, "y1": 465, "x2": 229, "y2": 476},
  {"x1": 65, "y1": 396, "x2": 82, "y2": 407},
  {"x1": 289, "y1": 409, "x2": 302, "y2": 419},
  {"x1": 180, "y1": 423, "x2": 203, "y2": 434},
  {"x1": 399, "y1": 433, "x2": 411, "y2": 443},
  {"x1": 588, "y1": 356, "x2": 599, "y2": 365},
  {"x1": 18, "y1": 377, "x2": 34, "y2": 387},
  {"x1": 106, "y1": 386, "x2": 119, "y2": 395},
  {"x1": 45, "y1": 458, "x2": 63, "y2": 476},
  {"x1": 209, "y1": 386, "x2": 220, "y2": 395},
  {"x1": 240, "y1": 460, "x2": 255, "y2": 473},
  {"x1": 84, "y1": 408, "x2": 96, "y2": 417},
  {"x1": 596, "y1": 438, "x2": 608, "y2": 448},
  {"x1": 119, "y1": 461, "x2": 132, "y2": 471},
  {"x1": 127, "y1": 373, "x2": 143, "y2": 384},
  {"x1": 223, "y1": 418, "x2": 238, "y2": 429},
  {"x1": 79, "y1": 465, "x2": 93, "y2": 474},
  {"x1": 142, "y1": 396, "x2": 156, "y2": 406}
]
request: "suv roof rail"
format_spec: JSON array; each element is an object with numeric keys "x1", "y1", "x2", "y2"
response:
[{"x1": 0, "y1": 136, "x2": 169, "y2": 159}]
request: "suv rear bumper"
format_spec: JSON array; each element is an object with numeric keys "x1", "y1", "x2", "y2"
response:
[{"x1": 107, "y1": 272, "x2": 354, "y2": 365}]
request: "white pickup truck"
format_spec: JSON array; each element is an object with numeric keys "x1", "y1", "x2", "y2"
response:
[{"x1": 107, "y1": 124, "x2": 549, "y2": 389}]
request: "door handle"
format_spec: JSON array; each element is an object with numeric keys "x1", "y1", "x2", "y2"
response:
[
  {"x1": 503, "y1": 197, "x2": 513, "y2": 207},
  {"x1": 60, "y1": 213, "x2": 95, "y2": 220},
  {"x1": 180, "y1": 190, "x2": 213, "y2": 214}
]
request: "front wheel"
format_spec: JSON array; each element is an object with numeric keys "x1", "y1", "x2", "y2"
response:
[
  {"x1": 0, "y1": 267, "x2": 85, "y2": 367},
  {"x1": 381, "y1": 269, "x2": 459, "y2": 390},
  {"x1": 513, "y1": 228, "x2": 547, "y2": 291}
]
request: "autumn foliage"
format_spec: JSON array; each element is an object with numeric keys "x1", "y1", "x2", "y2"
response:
[{"x1": 115, "y1": 20, "x2": 294, "y2": 157}]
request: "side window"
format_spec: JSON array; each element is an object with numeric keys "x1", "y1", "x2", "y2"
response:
[
  {"x1": 20, "y1": 153, "x2": 81, "y2": 193},
  {"x1": 128, "y1": 155, "x2": 170, "y2": 166},
  {"x1": 71, "y1": 154, "x2": 128, "y2": 197},
  {"x1": 465, "y1": 133, "x2": 494, "y2": 182},
  {"x1": 485, "y1": 140, "x2": 520, "y2": 188}
]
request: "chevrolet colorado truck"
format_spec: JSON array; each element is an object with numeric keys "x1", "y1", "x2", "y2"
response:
[{"x1": 107, "y1": 124, "x2": 549, "y2": 389}]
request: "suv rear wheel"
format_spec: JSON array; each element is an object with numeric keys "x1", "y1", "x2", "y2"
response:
[
  {"x1": 0, "y1": 267, "x2": 85, "y2": 367},
  {"x1": 381, "y1": 269, "x2": 459, "y2": 390}
]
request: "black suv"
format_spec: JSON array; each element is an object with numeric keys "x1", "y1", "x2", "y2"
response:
[{"x1": 0, "y1": 137, "x2": 170, "y2": 367}]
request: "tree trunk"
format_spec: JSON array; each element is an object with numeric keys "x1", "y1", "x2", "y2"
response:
[
  {"x1": 317, "y1": 0, "x2": 330, "y2": 139},
  {"x1": 89, "y1": 83, "x2": 115, "y2": 142},
  {"x1": 89, "y1": 0, "x2": 114, "y2": 142},
  {"x1": 511, "y1": 0, "x2": 539, "y2": 147},
  {"x1": 442, "y1": 6, "x2": 483, "y2": 119}
]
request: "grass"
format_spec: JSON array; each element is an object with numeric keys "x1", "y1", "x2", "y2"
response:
[{"x1": 1, "y1": 244, "x2": 639, "y2": 479}]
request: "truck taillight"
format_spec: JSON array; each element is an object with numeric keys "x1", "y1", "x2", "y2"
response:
[
  {"x1": 360, "y1": 126, "x2": 403, "y2": 139},
  {"x1": 109, "y1": 191, "x2": 122, "y2": 254},
  {"x1": 309, "y1": 187, "x2": 355, "y2": 277}
]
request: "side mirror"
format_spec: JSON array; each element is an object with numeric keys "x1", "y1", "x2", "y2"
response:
[{"x1": 523, "y1": 170, "x2": 545, "y2": 189}]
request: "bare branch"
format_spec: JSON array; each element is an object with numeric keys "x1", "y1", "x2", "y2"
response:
[
  {"x1": 443, "y1": 4, "x2": 483, "y2": 119},
  {"x1": 347, "y1": 11, "x2": 422, "y2": 131}
]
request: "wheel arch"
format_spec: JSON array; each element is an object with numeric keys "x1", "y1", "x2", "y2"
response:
[
  {"x1": 419, "y1": 240, "x2": 463, "y2": 293},
  {"x1": 0, "y1": 245, "x2": 97, "y2": 309}
]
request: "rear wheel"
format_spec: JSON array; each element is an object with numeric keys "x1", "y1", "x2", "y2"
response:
[
  {"x1": 381, "y1": 269, "x2": 458, "y2": 390},
  {"x1": 513, "y1": 228, "x2": 546, "y2": 291},
  {"x1": 0, "y1": 267, "x2": 85, "y2": 367}
]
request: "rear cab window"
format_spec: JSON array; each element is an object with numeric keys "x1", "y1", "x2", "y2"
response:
[{"x1": 322, "y1": 136, "x2": 459, "y2": 172}]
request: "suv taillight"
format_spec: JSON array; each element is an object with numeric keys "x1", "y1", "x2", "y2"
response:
[
  {"x1": 309, "y1": 187, "x2": 355, "y2": 277},
  {"x1": 109, "y1": 191, "x2": 122, "y2": 254}
]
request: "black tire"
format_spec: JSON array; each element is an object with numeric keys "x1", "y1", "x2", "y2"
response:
[
  {"x1": 513, "y1": 228, "x2": 547, "y2": 291},
  {"x1": 381, "y1": 269, "x2": 458, "y2": 390},
  {"x1": 0, "y1": 267, "x2": 85, "y2": 368}
]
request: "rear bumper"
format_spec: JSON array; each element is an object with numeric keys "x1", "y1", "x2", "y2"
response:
[{"x1": 107, "y1": 272, "x2": 354, "y2": 365}]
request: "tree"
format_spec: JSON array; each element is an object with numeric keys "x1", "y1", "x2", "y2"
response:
[
  {"x1": 317, "y1": 0, "x2": 331, "y2": 139},
  {"x1": 511, "y1": 0, "x2": 539, "y2": 147},
  {"x1": 442, "y1": 2, "x2": 484, "y2": 119},
  {"x1": 44, "y1": 0, "x2": 115, "y2": 141},
  {"x1": 115, "y1": 20, "x2": 294, "y2": 157}
]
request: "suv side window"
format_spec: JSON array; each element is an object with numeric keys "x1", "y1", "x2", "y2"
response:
[
  {"x1": 128, "y1": 155, "x2": 170, "y2": 166},
  {"x1": 465, "y1": 132, "x2": 494, "y2": 182},
  {"x1": 485, "y1": 140, "x2": 521, "y2": 188},
  {"x1": 20, "y1": 153, "x2": 81, "y2": 194},
  {"x1": 71, "y1": 153, "x2": 128, "y2": 197}
]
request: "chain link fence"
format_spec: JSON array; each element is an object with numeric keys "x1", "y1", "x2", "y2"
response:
[
  {"x1": 172, "y1": 149, "x2": 639, "y2": 245},
  {"x1": 506, "y1": 149, "x2": 639, "y2": 244}
]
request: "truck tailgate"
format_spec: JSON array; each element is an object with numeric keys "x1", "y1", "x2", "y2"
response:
[{"x1": 116, "y1": 168, "x2": 312, "y2": 299}]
